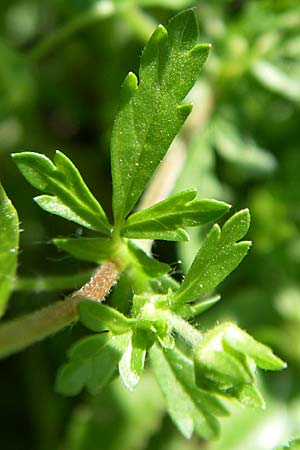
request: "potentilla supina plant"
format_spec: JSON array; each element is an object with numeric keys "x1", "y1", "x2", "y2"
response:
[{"x1": 0, "y1": 9, "x2": 286, "y2": 440}]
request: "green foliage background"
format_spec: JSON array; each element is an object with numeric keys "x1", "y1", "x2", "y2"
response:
[{"x1": 0, "y1": 1, "x2": 299, "y2": 449}]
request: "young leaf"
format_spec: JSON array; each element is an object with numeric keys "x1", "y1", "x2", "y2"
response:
[
  {"x1": 180, "y1": 294, "x2": 221, "y2": 319},
  {"x1": 56, "y1": 333, "x2": 129, "y2": 396},
  {"x1": 222, "y1": 323, "x2": 287, "y2": 371},
  {"x1": 127, "y1": 240, "x2": 170, "y2": 277},
  {"x1": 119, "y1": 329, "x2": 148, "y2": 391},
  {"x1": 12, "y1": 151, "x2": 111, "y2": 234},
  {"x1": 150, "y1": 343, "x2": 228, "y2": 440},
  {"x1": 0, "y1": 183, "x2": 19, "y2": 317},
  {"x1": 194, "y1": 322, "x2": 286, "y2": 402},
  {"x1": 111, "y1": 10, "x2": 211, "y2": 225},
  {"x1": 54, "y1": 237, "x2": 114, "y2": 263},
  {"x1": 121, "y1": 189, "x2": 230, "y2": 241},
  {"x1": 78, "y1": 300, "x2": 134, "y2": 334},
  {"x1": 173, "y1": 209, "x2": 251, "y2": 305}
]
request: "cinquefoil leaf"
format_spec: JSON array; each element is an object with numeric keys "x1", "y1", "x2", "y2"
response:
[
  {"x1": 13, "y1": 151, "x2": 111, "y2": 234},
  {"x1": 0, "y1": 183, "x2": 19, "y2": 317},
  {"x1": 121, "y1": 189, "x2": 230, "y2": 241},
  {"x1": 173, "y1": 209, "x2": 251, "y2": 305},
  {"x1": 55, "y1": 333, "x2": 129, "y2": 396},
  {"x1": 222, "y1": 323, "x2": 287, "y2": 371},
  {"x1": 150, "y1": 343, "x2": 228, "y2": 440},
  {"x1": 111, "y1": 10, "x2": 210, "y2": 225},
  {"x1": 194, "y1": 323, "x2": 286, "y2": 402}
]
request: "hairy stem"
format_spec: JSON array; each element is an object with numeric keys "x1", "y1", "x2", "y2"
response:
[
  {"x1": 72, "y1": 261, "x2": 119, "y2": 301},
  {"x1": 0, "y1": 262, "x2": 119, "y2": 359},
  {"x1": 161, "y1": 310, "x2": 203, "y2": 348}
]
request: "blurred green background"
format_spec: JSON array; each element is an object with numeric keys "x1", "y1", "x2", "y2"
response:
[{"x1": 0, "y1": 1, "x2": 299, "y2": 449}]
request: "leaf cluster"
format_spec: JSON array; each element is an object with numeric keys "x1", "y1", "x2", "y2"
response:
[{"x1": 4, "y1": 9, "x2": 286, "y2": 441}]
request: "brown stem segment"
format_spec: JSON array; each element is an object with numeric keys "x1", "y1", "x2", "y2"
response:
[
  {"x1": 0, "y1": 262, "x2": 119, "y2": 359},
  {"x1": 72, "y1": 261, "x2": 119, "y2": 301}
]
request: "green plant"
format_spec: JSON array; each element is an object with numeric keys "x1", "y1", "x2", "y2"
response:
[
  {"x1": 277, "y1": 438, "x2": 300, "y2": 450},
  {"x1": 0, "y1": 9, "x2": 286, "y2": 442}
]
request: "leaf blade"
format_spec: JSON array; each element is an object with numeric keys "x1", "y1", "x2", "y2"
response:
[
  {"x1": 13, "y1": 151, "x2": 111, "y2": 234},
  {"x1": 55, "y1": 333, "x2": 129, "y2": 396},
  {"x1": 173, "y1": 209, "x2": 251, "y2": 305},
  {"x1": 78, "y1": 300, "x2": 134, "y2": 334},
  {"x1": 149, "y1": 343, "x2": 223, "y2": 440},
  {"x1": 54, "y1": 237, "x2": 114, "y2": 263},
  {"x1": 0, "y1": 183, "x2": 19, "y2": 317},
  {"x1": 111, "y1": 10, "x2": 210, "y2": 225},
  {"x1": 121, "y1": 189, "x2": 230, "y2": 240}
]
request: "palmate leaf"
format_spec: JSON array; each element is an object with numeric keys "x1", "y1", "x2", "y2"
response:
[
  {"x1": 12, "y1": 151, "x2": 111, "y2": 234},
  {"x1": 173, "y1": 209, "x2": 252, "y2": 305},
  {"x1": 150, "y1": 343, "x2": 229, "y2": 440},
  {"x1": 121, "y1": 189, "x2": 230, "y2": 241},
  {"x1": 111, "y1": 9, "x2": 210, "y2": 226},
  {"x1": 55, "y1": 333, "x2": 130, "y2": 396},
  {"x1": 0, "y1": 183, "x2": 19, "y2": 317}
]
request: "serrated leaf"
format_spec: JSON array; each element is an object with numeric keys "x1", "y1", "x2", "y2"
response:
[
  {"x1": 194, "y1": 322, "x2": 286, "y2": 403},
  {"x1": 173, "y1": 209, "x2": 251, "y2": 305},
  {"x1": 119, "y1": 330, "x2": 148, "y2": 391},
  {"x1": 121, "y1": 189, "x2": 230, "y2": 241},
  {"x1": 12, "y1": 151, "x2": 111, "y2": 234},
  {"x1": 222, "y1": 323, "x2": 287, "y2": 371},
  {"x1": 78, "y1": 300, "x2": 134, "y2": 334},
  {"x1": 233, "y1": 383, "x2": 265, "y2": 409},
  {"x1": 127, "y1": 240, "x2": 170, "y2": 277},
  {"x1": 54, "y1": 237, "x2": 114, "y2": 263},
  {"x1": 150, "y1": 343, "x2": 227, "y2": 440},
  {"x1": 195, "y1": 348, "x2": 253, "y2": 393},
  {"x1": 111, "y1": 10, "x2": 210, "y2": 225},
  {"x1": 0, "y1": 183, "x2": 19, "y2": 317},
  {"x1": 56, "y1": 333, "x2": 129, "y2": 396}
]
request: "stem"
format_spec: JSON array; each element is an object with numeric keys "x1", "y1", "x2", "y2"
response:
[
  {"x1": 72, "y1": 261, "x2": 119, "y2": 301},
  {"x1": 0, "y1": 262, "x2": 119, "y2": 359},
  {"x1": 0, "y1": 299, "x2": 77, "y2": 359},
  {"x1": 28, "y1": 1, "x2": 116, "y2": 61},
  {"x1": 161, "y1": 310, "x2": 203, "y2": 348}
]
